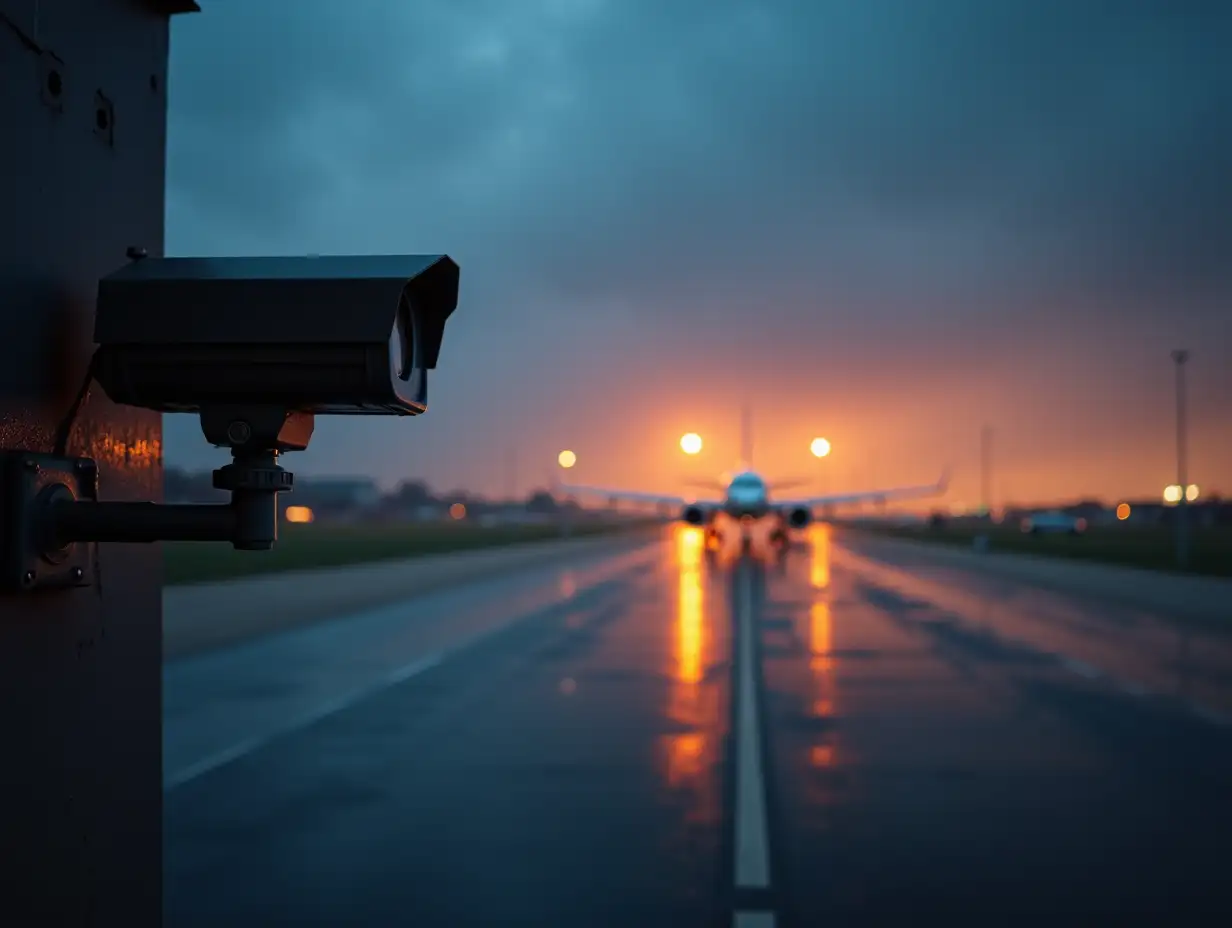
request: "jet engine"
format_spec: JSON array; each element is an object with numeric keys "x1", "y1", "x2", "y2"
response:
[
  {"x1": 785, "y1": 506, "x2": 811, "y2": 529},
  {"x1": 681, "y1": 505, "x2": 707, "y2": 525}
]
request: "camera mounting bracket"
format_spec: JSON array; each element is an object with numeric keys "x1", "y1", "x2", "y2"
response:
[{"x1": 0, "y1": 406, "x2": 313, "y2": 593}]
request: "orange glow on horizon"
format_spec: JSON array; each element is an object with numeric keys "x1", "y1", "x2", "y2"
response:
[
  {"x1": 449, "y1": 502, "x2": 467, "y2": 520},
  {"x1": 284, "y1": 505, "x2": 314, "y2": 523},
  {"x1": 496, "y1": 394, "x2": 1230, "y2": 512}
]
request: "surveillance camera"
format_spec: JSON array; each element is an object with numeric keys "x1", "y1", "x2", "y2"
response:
[
  {"x1": 91, "y1": 253, "x2": 459, "y2": 416},
  {"x1": 1, "y1": 253, "x2": 463, "y2": 588}
]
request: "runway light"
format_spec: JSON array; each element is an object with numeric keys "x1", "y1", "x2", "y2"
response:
[
  {"x1": 558, "y1": 449, "x2": 577, "y2": 469},
  {"x1": 449, "y1": 502, "x2": 467, "y2": 520},
  {"x1": 1162, "y1": 484, "x2": 1198, "y2": 504},
  {"x1": 680, "y1": 432, "x2": 703, "y2": 455},
  {"x1": 284, "y1": 505, "x2": 314, "y2": 524},
  {"x1": 810, "y1": 437, "x2": 831, "y2": 458},
  {"x1": 1116, "y1": 502, "x2": 1131, "y2": 521}
]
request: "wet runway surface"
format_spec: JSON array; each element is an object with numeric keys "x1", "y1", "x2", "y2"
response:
[{"x1": 165, "y1": 526, "x2": 1232, "y2": 926}]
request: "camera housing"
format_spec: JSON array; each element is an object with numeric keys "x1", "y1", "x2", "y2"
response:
[{"x1": 92, "y1": 253, "x2": 459, "y2": 416}]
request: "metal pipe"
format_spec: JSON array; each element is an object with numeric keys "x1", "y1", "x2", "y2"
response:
[{"x1": 49, "y1": 501, "x2": 237, "y2": 545}]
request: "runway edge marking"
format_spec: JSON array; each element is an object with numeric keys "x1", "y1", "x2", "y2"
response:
[
  {"x1": 164, "y1": 555, "x2": 655, "y2": 791},
  {"x1": 164, "y1": 652, "x2": 444, "y2": 790}
]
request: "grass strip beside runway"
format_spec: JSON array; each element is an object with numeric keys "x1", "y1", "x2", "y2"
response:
[
  {"x1": 165, "y1": 520, "x2": 648, "y2": 586},
  {"x1": 842, "y1": 522, "x2": 1232, "y2": 577}
]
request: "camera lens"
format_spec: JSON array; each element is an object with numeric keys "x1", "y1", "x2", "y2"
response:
[{"x1": 390, "y1": 300, "x2": 412, "y2": 381}]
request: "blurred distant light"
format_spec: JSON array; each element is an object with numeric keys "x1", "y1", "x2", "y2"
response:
[
  {"x1": 680, "y1": 432, "x2": 703, "y2": 455},
  {"x1": 449, "y1": 502, "x2": 467, "y2": 520},
  {"x1": 810, "y1": 437, "x2": 831, "y2": 458},
  {"x1": 1163, "y1": 484, "x2": 1199, "y2": 504},
  {"x1": 1116, "y1": 502, "x2": 1131, "y2": 521},
  {"x1": 558, "y1": 449, "x2": 577, "y2": 469},
  {"x1": 285, "y1": 505, "x2": 314, "y2": 524}
]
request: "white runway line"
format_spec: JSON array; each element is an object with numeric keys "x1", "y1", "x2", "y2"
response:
[
  {"x1": 733, "y1": 910, "x2": 776, "y2": 927},
  {"x1": 734, "y1": 570, "x2": 772, "y2": 889},
  {"x1": 164, "y1": 652, "x2": 443, "y2": 790}
]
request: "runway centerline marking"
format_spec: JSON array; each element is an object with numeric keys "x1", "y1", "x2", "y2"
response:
[{"x1": 734, "y1": 567, "x2": 772, "y2": 890}]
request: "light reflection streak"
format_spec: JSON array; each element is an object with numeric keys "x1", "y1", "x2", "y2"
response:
[
  {"x1": 810, "y1": 522, "x2": 830, "y2": 590},
  {"x1": 808, "y1": 525, "x2": 837, "y2": 768},
  {"x1": 677, "y1": 528, "x2": 703, "y2": 685},
  {"x1": 661, "y1": 525, "x2": 721, "y2": 821}
]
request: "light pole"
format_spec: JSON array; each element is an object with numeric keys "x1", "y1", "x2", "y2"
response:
[
  {"x1": 1172, "y1": 350, "x2": 1190, "y2": 569},
  {"x1": 980, "y1": 425, "x2": 993, "y2": 519},
  {"x1": 557, "y1": 449, "x2": 576, "y2": 537},
  {"x1": 810, "y1": 437, "x2": 831, "y2": 514},
  {"x1": 505, "y1": 447, "x2": 518, "y2": 504}
]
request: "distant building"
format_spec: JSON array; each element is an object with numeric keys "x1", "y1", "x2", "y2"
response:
[{"x1": 284, "y1": 477, "x2": 381, "y2": 519}]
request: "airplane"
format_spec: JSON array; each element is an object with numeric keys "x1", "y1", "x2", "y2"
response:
[{"x1": 558, "y1": 407, "x2": 949, "y2": 548}]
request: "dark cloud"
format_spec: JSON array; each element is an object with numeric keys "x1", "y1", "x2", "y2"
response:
[
  {"x1": 172, "y1": 1, "x2": 1232, "y2": 312},
  {"x1": 164, "y1": 0, "x2": 1232, "y2": 495}
]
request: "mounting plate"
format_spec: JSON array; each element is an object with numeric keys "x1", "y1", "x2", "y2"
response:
[{"x1": 0, "y1": 452, "x2": 98, "y2": 593}]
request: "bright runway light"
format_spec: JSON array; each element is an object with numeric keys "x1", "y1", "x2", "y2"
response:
[
  {"x1": 810, "y1": 437, "x2": 831, "y2": 458},
  {"x1": 558, "y1": 449, "x2": 577, "y2": 469},
  {"x1": 680, "y1": 432, "x2": 703, "y2": 455},
  {"x1": 1163, "y1": 484, "x2": 1199, "y2": 504}
]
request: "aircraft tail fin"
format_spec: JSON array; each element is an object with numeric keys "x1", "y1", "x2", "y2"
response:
[{"x1": 739, "y1": 404, "x2": 753, "y2": 469}]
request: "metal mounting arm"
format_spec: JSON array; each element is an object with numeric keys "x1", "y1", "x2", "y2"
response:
[
  {"x1": 49, "y1": 501, "x2": 239, "y2": 545},
  {"x1": 1, "y1": 407, "x2": 310, "y2": 592}
]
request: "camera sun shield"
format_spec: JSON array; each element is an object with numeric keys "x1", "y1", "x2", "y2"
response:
[{"x1": 92, "y1": 253, "x2": 459, "y2": 415}]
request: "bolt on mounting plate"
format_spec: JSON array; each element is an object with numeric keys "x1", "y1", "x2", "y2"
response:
[{"x1": 0, "y1": 452, "x2": 97, "y2": 593}]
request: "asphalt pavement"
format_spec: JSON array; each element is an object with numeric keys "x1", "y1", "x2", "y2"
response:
[{"x1": 165, "y1": 525, "x2": 1232, "y2": 926}]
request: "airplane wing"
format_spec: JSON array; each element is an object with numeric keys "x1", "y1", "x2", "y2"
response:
[
  {"x1": 557, "y1": 483, "x2": 696, "y2": 507},
  {"x1": 776, "y1": 470, "x2": 950, "y2": 509},
  {"x1": 765, "y1": 477, "x2": 813, "y2": 493}
]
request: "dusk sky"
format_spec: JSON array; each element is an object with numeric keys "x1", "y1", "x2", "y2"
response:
[{"x1": 164, "y1": 1, "x2": 1231, "y2": 508}]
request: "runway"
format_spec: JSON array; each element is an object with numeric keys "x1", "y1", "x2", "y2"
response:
[{"x1": 164, "y1": 526, "x2": 1232, "y2": 926}]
